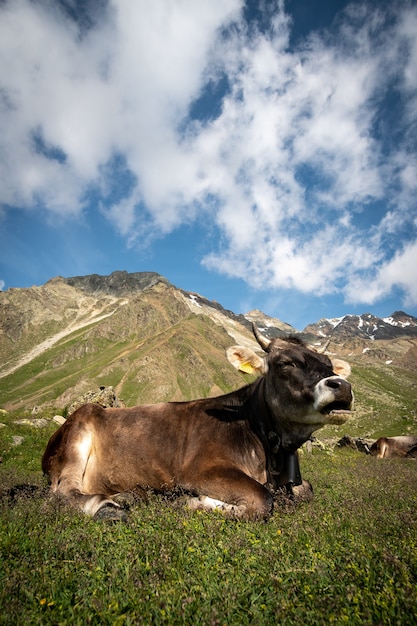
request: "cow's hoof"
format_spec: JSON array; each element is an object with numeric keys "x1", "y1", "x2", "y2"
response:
[
  {"x1": 113, "y1": 488, "x2": 148, "y2": 508},
  {"x1": 113, "y1": 492, "x2": 135, "y2": 510},
  {"x1": 94, "y1": 504, "x2": 128, "y2": 523}
]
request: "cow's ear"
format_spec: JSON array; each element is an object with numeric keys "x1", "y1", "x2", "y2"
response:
[
  {"x1": 331, "y1": 358, "x2": 351, "y2": 379},
  {"x1": 226, "y1": 346, "x2": 266, "y2": 374}
]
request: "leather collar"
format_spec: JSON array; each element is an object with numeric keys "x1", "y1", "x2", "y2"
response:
[{"x1": 248, "y1": 378, "x2": 302, "y2": 490}]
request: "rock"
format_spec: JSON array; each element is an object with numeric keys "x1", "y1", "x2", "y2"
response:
[
  {"x1": 14, "y1": 418, "x2": 49, "y2": 428},
  {"x1": 64, "y1": 271, "x2": 168, "y2": 297},
  {"x1": 53, "y1": 415, "x2": 66, "y2": 425},
  {"x1": 67, "y1": 386, "x2": 125, "y2": 416},
  {"x1": 310, "y1": 438, "x2": 335, "y2": 453},
  {"x1": 337, "y1": 435, "x2": 373, "y2": 454},
  {"x1": 304, "y1": 439, "x2": 313, "y2": 454},
  {"x1": 12, "y1": 436, "x2": 24, "y2": 446},
  {"x1": 337, "y1": 434, "x2": 356, "y2": 449},
  {"x1": 355, "y1": 438, "x2": 373, "y2": 454}
]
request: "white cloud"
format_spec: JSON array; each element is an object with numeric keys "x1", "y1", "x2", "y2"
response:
[
  {"x1": 195, "y1": 1, "x2": 417, "y2": 304},
  {"x1": 0, "y1": 0, "x2": 416, "y2": 308},
  {"x1": 0, "y1": 0, "x2": 241, "y2": 216},
  {"x1": 345, "y1": 240, "x2": 417, "y2": 307}
]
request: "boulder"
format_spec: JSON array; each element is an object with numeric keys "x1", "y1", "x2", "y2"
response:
[
  {"x1": 337, "y1": 435, "x2": 373, "y2": 454},
  {"x1": 67, "y1": 386, "x2": 125, "y2": 416},
  {"x1": 53, "y1": 415, "x2": 66, "y2": 425}
]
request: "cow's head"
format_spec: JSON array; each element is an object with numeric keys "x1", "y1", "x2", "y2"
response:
[{"x1": 227, "y1": 324, "x2": 353, "y2": 444}]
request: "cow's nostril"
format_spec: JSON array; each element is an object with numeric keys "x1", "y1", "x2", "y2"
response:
[{"x1": 326, "y1": 378, "x2": 342, "y2": 389}]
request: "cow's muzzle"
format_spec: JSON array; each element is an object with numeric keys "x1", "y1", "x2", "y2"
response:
[{"x1": 314, "y1": 377, "x2": 353, "y2": 418}]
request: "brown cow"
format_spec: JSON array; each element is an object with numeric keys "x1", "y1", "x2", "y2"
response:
[
  {"x1": 42, "y1": 325, "x2": 353, "y2": 521},
  {"x1": 370, "y1": 436, "x2": 417, "y2": 459}
]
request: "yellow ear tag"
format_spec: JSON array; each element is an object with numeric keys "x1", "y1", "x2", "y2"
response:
[{"x1": 239, "y1": 362, "x2": 255, "y2": 374}]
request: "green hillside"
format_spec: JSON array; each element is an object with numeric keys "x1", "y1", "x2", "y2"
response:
[{"x1": 0, "y1": 283, "x2": 247, "y2": 411}]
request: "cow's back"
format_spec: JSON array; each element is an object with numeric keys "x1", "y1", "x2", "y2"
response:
[
  {"x1": 370, "y1": 435, "x2": 417, "y2": 458},
  {"x1": 42, "y1": 401, "x2": 266, "y2": 496}
]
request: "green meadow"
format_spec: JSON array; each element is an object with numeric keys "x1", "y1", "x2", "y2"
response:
[{"x1": 1, "y1": 410, "x2": 416, "y2": 625}]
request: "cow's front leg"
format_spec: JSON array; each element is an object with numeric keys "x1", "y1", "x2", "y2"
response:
[
  {"x1": 52, "y1": 475, "x2": 126, "y2": 521},
  {"x1": 185, "y1": 467, "x2": 274, "y2": 520}
]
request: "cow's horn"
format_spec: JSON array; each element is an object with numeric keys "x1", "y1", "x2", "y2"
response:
[
  {"x1": 252, "y1": 322, "x2": 271, "y2": 352},
  {"x1": 317, "y1": 338, "x2": 331, "y2": 354}
]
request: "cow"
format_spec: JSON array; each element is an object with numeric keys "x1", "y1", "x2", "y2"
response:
[
  {"x1": 42, "y1": 324, "x2": 353, "y2": 521},
  {"x1": 370, "y1": 436, "x2": 417, "y2": 459}
]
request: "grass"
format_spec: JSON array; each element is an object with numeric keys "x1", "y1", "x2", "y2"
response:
[
  {"x1": 318, "y1": 363, "x2": 417, "y2": 441},
  {"x1": 0, "y1": 314, "x2": 245, "y2": 410},
  {"x1": 1, "y1": 412, "x2": 416, "y2": 625}
]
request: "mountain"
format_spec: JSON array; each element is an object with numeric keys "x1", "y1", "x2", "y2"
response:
[
  {"x1": 0, "y1": 272, "x2": 260, "y2": 411},
  {"x1": 304, "y1": 311, "x2": 417, "y2": 371},
  {"x1": 1, "y1": 271, "x2": 417, "y2": 441},
  {"x1": 305, "y1": 311, "x2": 417, "y2": 342}
]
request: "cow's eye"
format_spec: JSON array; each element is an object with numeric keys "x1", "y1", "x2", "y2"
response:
[
  {"x1": 272, "y1": 356, "x2": 299, "y2": 370},
  {"x1": 282, "y1": 360, "x2": 297, "y2": 369}
]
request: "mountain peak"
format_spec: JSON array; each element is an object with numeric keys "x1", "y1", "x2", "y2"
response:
[
  {"x1": 60, "y1": 271, "x2": 169, "y2": 297},
  {"x1": 305, "y1": 311, "x2": 417, "y2": 341},
  {"x1": 244, "y1": 310, "x2": 296, "y2": 337}
]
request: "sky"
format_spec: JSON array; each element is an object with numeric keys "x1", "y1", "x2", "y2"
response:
[{"x1": 0, "y1": 0, "x2": 416, "y2": 331}]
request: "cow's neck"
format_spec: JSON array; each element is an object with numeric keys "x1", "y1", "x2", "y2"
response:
[
  {"x1": 247, "y1": 378, "x2": 311, "y2": 451},
  {"x1": 245, "y1": 378, "x2": 306, "y2": 489}
]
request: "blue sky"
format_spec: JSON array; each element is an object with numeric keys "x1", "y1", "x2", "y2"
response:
[{"x1": 0, "y1": 0, "x2": 416, "y2": 330}]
